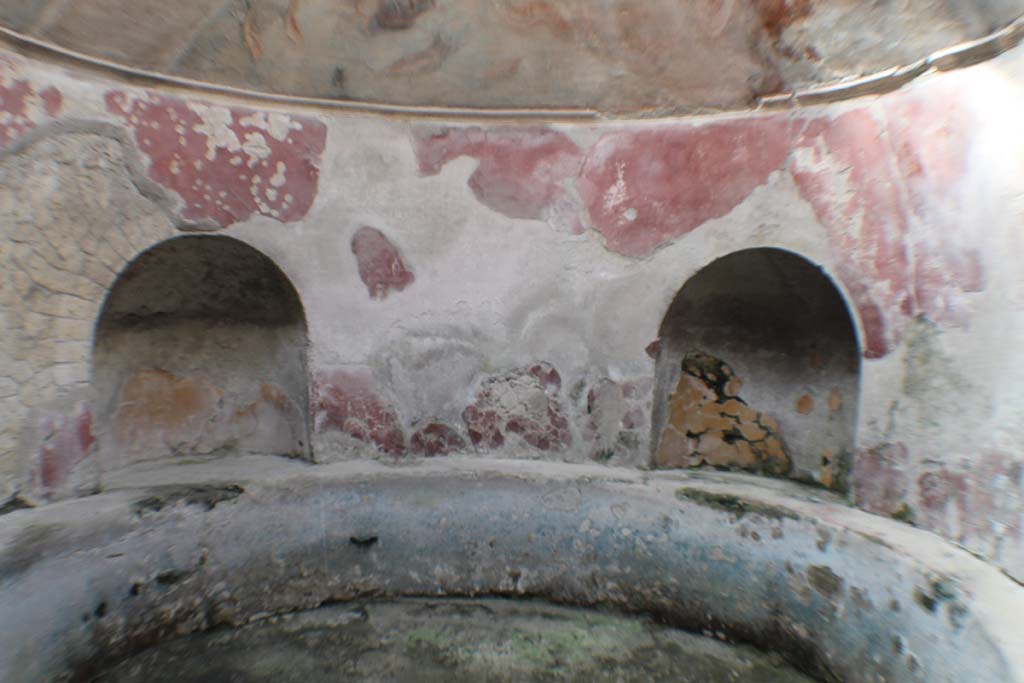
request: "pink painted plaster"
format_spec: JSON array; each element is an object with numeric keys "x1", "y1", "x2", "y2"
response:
[
  {"x1": 313, "y1": 368, "x2": 406, "y2": 456},
  {"x1": 35, "y1": 404, "x2": 94, "y2": 493},
  {"x1": 415, "y1": 126, "x2": 583, "y2": 224},
  {"x1": 351, "y1": 226, "x2": 415, "y2": 299},
  {"x1": 0, "y1": 56, "x2": 62, "y2": 148},
  {"x1": 106, "y1": 91, "x2": 326, "y2": 227},
  {"x1": 577, "y1": 118, "x2": 793, "y2": 258}
]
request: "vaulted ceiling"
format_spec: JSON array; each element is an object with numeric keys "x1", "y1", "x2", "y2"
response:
[{"x1": 2, "y1": 0, "x2": 1022, "y2": 113}]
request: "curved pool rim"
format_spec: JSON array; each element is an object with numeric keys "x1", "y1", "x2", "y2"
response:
[{"x1": 1, "y1": 457, "x2": 1021, "y2": 682}]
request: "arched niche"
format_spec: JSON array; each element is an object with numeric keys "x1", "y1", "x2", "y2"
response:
[
  {"x1": 653, "y1": 248, "x2": 860, "y2": 490},
  {"x1": 92, "y1": 236, "x2": 310, "y2": 468}
]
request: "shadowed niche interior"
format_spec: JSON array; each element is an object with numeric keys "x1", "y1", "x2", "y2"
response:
[
  {"x1": 91, "y1": 235, "x2": 310, "y2": 469},
  {"x1": 653, "y1": 248, "x2": 860, "y2": 490}
]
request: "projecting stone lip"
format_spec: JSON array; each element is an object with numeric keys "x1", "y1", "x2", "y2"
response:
[
  {"x1": 0, "y1": 458, "x2": 1022, "y2": 683},
  {"x1": 675, "y1": 487, "x2": 801, "y2": 521}
]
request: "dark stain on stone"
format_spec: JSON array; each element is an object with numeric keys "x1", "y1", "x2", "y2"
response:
[
  {"x1": 815, "y1": 527, "x2": 832, "y2": 552},
  {"x1": 155, "y1": 569, "x2": 188, "y2": 586},
  {"x1": 914, "y1": 576, "x2": 964, "y2": 621},
  {"x1": 0, "y1": 494, "x2": 34, "y2": 516},
  {"x1": 134, "y1": 484, "x2": 245, "y2": 516},
  {"x1": 372, "y1": 0, "x2": 435, "y2": 31},
  {"x1": 675, "y1": 488, "x2": 799, "y2": 521},
  {"x1": 914, "y1": 588, "x2": 937, "y2": 613},
  {"x1": 807, "y1": 565, "x2": 844, "y2": 599},
  {"x1": 1009, "y1": 460, "x2": 1023, "y2": 486},
  {"x1": 853, "y1": 530, "x2": 895, "y2": 551},
  {"x1": 891, "y1": 502, "x2": 915, "y2": 524},
  {"x1": 850, "y1": 586, "x2": 874, "y2": 612},
  {"x1": 0, "y1": 522, "x2": 60, "y2": 579},
  {"x1": 923, "y1": 577, "x2": 968, "y2": 629},
  {"x1": 754, "y1": 0, "x2": 813, "y2": 40},
  {"x1": 753, "y1": 0, "x2": 814, "y2": 64},
  {"x1": 948, "y1": 602, "x2": 969, "y2": 630},
  {"x1": 350, "y1": 535, "x2": 379, "y2": 548},
  {"x1": 931, "y1": 577, "x2": 957, "y2": 601}
]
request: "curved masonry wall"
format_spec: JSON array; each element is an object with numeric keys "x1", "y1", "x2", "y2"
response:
[{"x1": 0, "y1": 36, "x2": 1022, "y2": 591}]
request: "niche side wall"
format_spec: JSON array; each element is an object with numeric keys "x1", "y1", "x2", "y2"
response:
[
  {"x1": 653, "y1": 248, "x2": 861, "y2": 490},
  {"x1": 92, "y1": 236, "x2": 310, "y2": 470}
]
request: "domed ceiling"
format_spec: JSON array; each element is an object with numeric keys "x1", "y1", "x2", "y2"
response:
[{"x1": 1, "y1": 0, "x2": 1022, "y2": 113}]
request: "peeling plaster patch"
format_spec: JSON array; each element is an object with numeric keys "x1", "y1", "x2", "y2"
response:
[
  {"x1": 655, "y1": 352, "x2": 790, "y2": 476},
  {"x1": 577, "y1": 117, "x2": 792, "y2": 257},
  {"x1": 110, "y1": 370, "x2": 304, "y2": 458},
  {"x1": 351, "y1": 227, "x2": 415, "y2": 300},
  {"x1": 414, "y1": 126, "x2": 583, "y2": 227},
  {"x1": 0, "y1": 57, "x2": 62, "y2": 149},
  {"x1": 853, "y1": 445, "x2": 1021, "y2": 572},
  {"x1": 582, "y1": 377, "x2": 651, "y2": 464},
  {"x1": 971, "y1": 454, "x2": 1023, "y2": 546},
  {"x1": 917, "y1": 467, "x2": 971, "y2": 541},
  {"x1": 237, "y1": 111, "x2": 302, "y2": 142},
  {"x1": 409, "y1": 422, "x2": 466, "y2": 456},
  {"x1": 38, "y1": 87, "x2": 63, "y2": 118},
  {"x1": 372, "y1": 0, "x2": 436, "y2": 31},
  {"x1": 105, "y1": 91, "x2": 326, "y2": 227},
  {"x1": 408, "y1": 106, "x2": 984, "y2": 363},
  {"x1": 852, "y1": 443, "x2": 910, "y2": 519},
  {"x1": 462, "y1": 363, "x2": 571, "y2": 452},
  {"x1": 313, "y1": 368, "x2": 405, "y2": 456},
  {"x1": 33, "y1": 403, "x2": 94, "y2": 496},
  {"x1": 790, "y1": 92, "x2": 983, "y2": 358},
  {"x1": 807, "y1": 565, "x2": 844, "y2": 599},
  {"x1": 112, "y1": 370, "x2": 223, "y2": 454},
  {"x1": 134, "y1": 483, "x2": 244, "y2": 515},
  {"x1": 914, "y1": 455, "x2": 1023, "y2": 558}
]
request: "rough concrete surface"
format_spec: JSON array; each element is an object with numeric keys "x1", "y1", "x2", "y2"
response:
[
  {"x1": 1, "y1": 459, "x2": 1022, "y2": 682},
  {"x1": 93, "y1": 599, "x2": 816, "y2": 682},
  {"x1": 2, "y1": 0, "x2": 1023, "y2": 112}
]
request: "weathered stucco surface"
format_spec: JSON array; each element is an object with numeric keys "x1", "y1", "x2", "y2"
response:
[
  {"x1": 2, "y1": 0, "x2": 1022, "y2": 113},
  {"x1": 0, "y1": 38, "x2": 1022, "y2": 589},
  {"x1": 93, "y1": 598, "x2": 818, "y2": 682}
]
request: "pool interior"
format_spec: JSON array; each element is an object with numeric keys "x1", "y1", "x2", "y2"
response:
[{"x1": 90, "y1": 598, "x2": 818, "y2": 683}]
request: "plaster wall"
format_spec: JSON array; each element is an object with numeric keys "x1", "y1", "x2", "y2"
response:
[{"x1": 0, "y1": 43, "x2": 1022, "y2": 582}]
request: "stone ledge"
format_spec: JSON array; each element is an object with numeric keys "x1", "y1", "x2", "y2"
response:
[{"x1": 1, "y1": 458, "x2": 1021, "y2": 682}]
